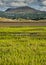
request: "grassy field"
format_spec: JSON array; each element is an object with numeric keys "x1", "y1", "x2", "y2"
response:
[{"x1": 0, "y1": 26, "x2": 46, "y2": 65}]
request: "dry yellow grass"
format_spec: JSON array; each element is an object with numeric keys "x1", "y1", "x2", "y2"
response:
[
  {"x1": 0, "y1": 17, "x2": 15, "y2": 22},
  {"x1": 0, "y1": 17, "x2": 46, "y2": 22}
]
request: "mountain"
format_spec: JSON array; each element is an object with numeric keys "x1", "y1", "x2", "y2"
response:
[
  {"x1": 5, "y1": 6, "x2": 46, "y2": 14},
  {"x1": 0, "y1": 6, "x2": 46, "y2": 20}
]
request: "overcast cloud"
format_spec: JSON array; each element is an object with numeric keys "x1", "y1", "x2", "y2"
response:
[{"x1": 0, "y1": 0, "x2": 46, "y2": 11}]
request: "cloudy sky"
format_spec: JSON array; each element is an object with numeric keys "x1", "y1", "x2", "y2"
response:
[{"x1": 0, "y1": 0, "x2": 46, "y2": 11}]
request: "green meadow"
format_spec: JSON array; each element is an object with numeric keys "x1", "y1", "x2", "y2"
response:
[{"x1": 0, "y1": 26, "x2": 46, "y2": 65}]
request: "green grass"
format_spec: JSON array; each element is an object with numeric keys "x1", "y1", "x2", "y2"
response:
[{"x1": 0, "y1": 26, "x2": 46, "y2": 65}]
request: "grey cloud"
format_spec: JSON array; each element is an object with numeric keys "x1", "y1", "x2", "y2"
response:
[{"x1": 0, "y1": 0, "x2": 46, "y2": 11}]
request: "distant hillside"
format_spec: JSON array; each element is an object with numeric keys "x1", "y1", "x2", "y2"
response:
[
  {"x1": 0, "y1": 6, "x2": 46, "y2": 20},
  {"x1": 6, "y1": 6, "x2": 46, "y2": 14}
]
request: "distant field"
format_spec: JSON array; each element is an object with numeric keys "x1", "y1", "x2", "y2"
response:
[
  {"x1": 0, "y1": 17, "x2": 46, "y2": 22},
  {"x1": 0, "y1": 26, "x2": 46, "y2": 65}
]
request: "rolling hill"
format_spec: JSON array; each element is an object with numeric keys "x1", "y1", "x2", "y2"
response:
[
  {"x1": 0, "y1": 6, "x2": 46, "y2": 20},
  {"x1": 6, "y1": 6, "x2": 46, "y2": 14}
]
